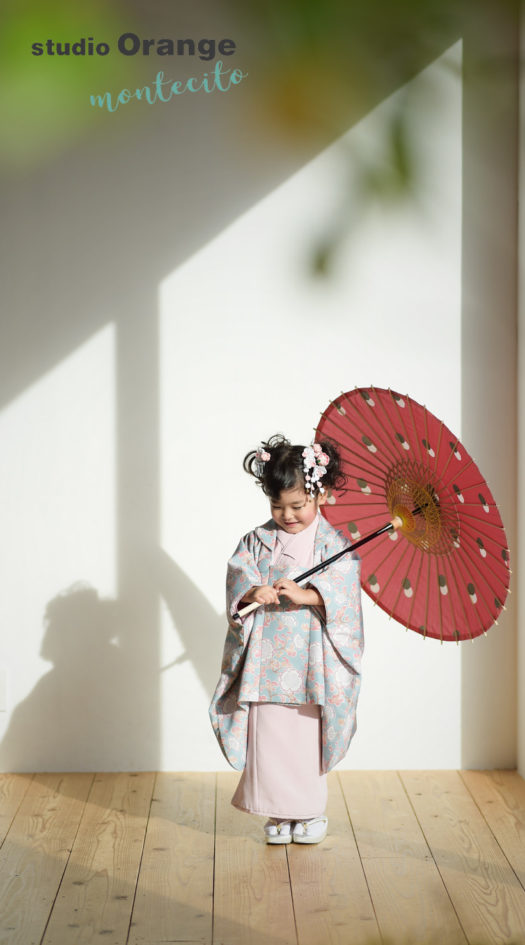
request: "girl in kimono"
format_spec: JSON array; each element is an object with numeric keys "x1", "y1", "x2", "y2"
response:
[{"x1": 209, "y1": 434, "x2": 363, "y2": 845}]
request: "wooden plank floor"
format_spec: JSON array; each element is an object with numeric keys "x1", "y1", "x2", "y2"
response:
[{"x1": 0, "y1": 771, "x2": 523, "y2": 945}]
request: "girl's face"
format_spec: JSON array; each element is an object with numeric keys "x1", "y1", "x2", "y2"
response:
[{"x1": 270, "y1": 485, "x2": 326, "y2": 533}]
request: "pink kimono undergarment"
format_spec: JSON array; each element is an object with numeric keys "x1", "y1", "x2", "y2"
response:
[{"x1": 231, "y1": 515, "x2": 328, "y2": 819}]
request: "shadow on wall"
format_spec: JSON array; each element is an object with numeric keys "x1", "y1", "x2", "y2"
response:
[
  {"x1": 0, "y1": 0, "x2": 462, "y2": 771},
  {"x1": 0, "y1": 564, "x2": 226, "y2": 772},
  {"x1": 158, "y1": 551, "x2": 225, "y2": 700},
  {"x1": 0, "y1": 586, "x2": 135, "y2": 772}
]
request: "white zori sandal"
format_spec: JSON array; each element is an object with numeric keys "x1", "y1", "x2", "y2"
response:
[
  {"x1": 264, "y1": 819, "x2": 292, "y2": 844},
  {"x1": 292, "y1": 816, "x2": 328, "y2": 844}
]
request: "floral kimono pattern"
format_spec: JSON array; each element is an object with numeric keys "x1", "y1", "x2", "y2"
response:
[{"x1": 209, "y1": 514, "x2": 364, "y2": 773}]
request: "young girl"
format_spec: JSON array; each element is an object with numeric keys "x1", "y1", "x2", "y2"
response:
[{"x1": 209, "y1": 434, "x2": 363, "y2": 844}]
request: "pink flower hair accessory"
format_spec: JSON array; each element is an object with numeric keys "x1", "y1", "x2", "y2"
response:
[
  {"x1": 302, "y1": 443, "x2": 330, "y2": 496},
  {"x1": 255, "y1": 446, "x2": 271, "y2": 475}
]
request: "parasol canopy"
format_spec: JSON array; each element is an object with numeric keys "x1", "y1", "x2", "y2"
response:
[{"x1": 316, "y1": 387, "x2": 510, "y2": 642}]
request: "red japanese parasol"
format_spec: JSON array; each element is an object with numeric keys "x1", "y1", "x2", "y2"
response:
[{"x1": 316, "y1": 387, "x2": 510, "y2": 643}]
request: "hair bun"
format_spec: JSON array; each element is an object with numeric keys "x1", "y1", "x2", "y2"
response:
[{"x1": 243, "y1": 434, "x2": 347, "y2": 499}]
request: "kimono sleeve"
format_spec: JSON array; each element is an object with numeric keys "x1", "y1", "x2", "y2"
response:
[
  {"x1": 308, "y1": 547, "x2": 364, "y2": 675},
  {"x1": 208, "y1": 531, "x2": 265, "y2": 770},
  {"x1": 226, "y1": 531, "x2": 263, "y2": 627}
]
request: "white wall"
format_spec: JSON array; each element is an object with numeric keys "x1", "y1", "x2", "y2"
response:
[
  {"x1": 160, "y1": 43, "x2": 463, "y2": 770},
  {"x1": 0, "y1": 327, "x2": 118, "y2": 769},
  {"x1": 3, "y1": 35, "x2": 508, "y2": 773},
  {"x1": 460, "y1": 5, "x2": 518, "y2": 770}
]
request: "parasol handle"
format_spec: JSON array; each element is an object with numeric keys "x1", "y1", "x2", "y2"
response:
[{"x1": 234, "y1": 515, "x2": 404, "y2": 620}]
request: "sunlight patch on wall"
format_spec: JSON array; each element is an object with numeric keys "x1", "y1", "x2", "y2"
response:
[
  {"x1": 159, "y1": 42, "x2": 462, "y2": 770},
  {"x1": 0, "y1": 323, "x2": 116, "y2": 760}
]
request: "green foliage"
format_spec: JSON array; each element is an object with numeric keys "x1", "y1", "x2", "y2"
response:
[
  {"x1": 231, "y1": 0, "x2": 518, "y2": 276},
  {"x1": 0, "y1": 0, "x2": 140, "y2": 171}
]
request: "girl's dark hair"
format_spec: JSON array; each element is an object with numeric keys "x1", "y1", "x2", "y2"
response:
[{"x1": 243, "y1": 433, "x2": 347, "y2": 500}]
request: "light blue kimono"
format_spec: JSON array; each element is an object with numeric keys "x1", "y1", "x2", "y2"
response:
[{"x1": 209, "y1": 514, "x2": 364, "y2": 773}]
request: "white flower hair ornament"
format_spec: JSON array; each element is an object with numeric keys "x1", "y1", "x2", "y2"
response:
[{"x1": 302, "y1": 443, "x2": 330, "y2": 496}]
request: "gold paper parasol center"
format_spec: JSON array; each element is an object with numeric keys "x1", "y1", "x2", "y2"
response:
[{"x1": 385, "y1": 462, "x2": 459, "y2": 555}]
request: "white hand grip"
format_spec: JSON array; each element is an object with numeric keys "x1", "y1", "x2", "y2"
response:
[{"x1": 236, "y1": 599, "x2": 262, "y2": 619}]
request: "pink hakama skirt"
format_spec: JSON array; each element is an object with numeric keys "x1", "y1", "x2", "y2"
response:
[{"x1": 231, "y1": 702, "x2": 327, "y2": 819}]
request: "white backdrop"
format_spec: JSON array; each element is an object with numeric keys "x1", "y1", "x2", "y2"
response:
[
  {"x1": 159, "y1": 44, "x2": 463, "y2": 770},
  {"x1": 0, "y1": 41, "x2": 486, "y2": 772}
]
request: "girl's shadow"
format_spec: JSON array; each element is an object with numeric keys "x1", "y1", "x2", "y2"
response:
[
  {"x1": 157, "y1": 549, "x2": 225, "y2": 699},
  {"x1": 0, "y1": 561, "x2": 226, "y2": 774},
  {"x1": 0, "y1": 584, "x2": 134, "y2": 772}
]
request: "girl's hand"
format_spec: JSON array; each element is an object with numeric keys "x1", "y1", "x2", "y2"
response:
[
  {"x1": 274, "y1": 579, "x2": 314, "y2": 605},
  {"x1": 242, "y1": 584, "x2": 280, "y2": 606}
]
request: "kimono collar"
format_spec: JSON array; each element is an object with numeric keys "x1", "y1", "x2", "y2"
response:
[
  {"x1": 315, "y1": 511, "x2": 339, "y2": 548},
  {"x1": 255, "y1": 512, "x2": 337, "y2": 552},
  {"x1": 254, "y1": 519, "x2": 279, "y2": 550}
]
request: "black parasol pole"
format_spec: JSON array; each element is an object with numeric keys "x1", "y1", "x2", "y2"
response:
[{"x1": 234, "y1": 515, "x2": 403, "y2": 620}]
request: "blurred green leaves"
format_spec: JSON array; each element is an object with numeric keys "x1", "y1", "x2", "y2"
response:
[
  {"x1": 0, "y1": 0, "x2": 143, "y2": 172},
  {"x1": 1, "y1": 0, "x2": 518, "y2": 279},
  {"x1": 231, "y1": 0, "x2": 517, "y2": 275}
]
